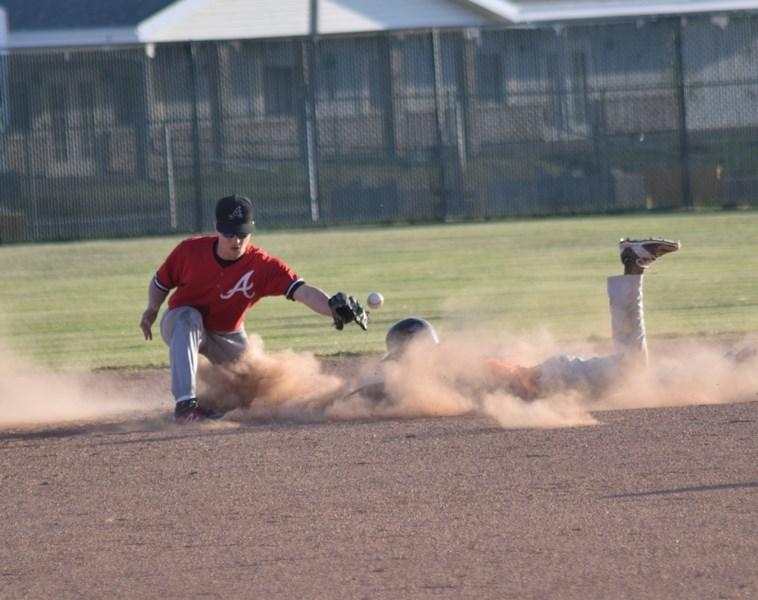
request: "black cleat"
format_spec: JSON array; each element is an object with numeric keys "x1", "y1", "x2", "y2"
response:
[{"x1": 174, "y1": 398, "x2": 226, "y2": 424}]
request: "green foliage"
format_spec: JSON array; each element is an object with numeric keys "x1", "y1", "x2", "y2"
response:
[{"x1": 1, "y1": 211, "x2": 757, "y2": 370}]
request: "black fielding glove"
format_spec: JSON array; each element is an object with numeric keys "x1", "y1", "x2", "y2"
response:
[{"x1": 328, "y1": 292, "x2": 368, "y2": 331}]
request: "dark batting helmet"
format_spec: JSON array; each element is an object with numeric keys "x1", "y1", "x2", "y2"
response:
[{"x1": 382, "y1": 317, "x2": 439, "y2": 361}]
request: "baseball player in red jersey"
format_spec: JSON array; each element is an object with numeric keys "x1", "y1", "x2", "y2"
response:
[{"x1": 140, "y1": 194, "x2": 368, "y2": 424}]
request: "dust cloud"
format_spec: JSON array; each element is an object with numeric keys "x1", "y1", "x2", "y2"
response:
[
  {"x1": 1, "y1": 327, "x2": 755, "y2": 432},
  {"x1": 600, "y1": 339, "x2": 758, "y2": 410},
  {"x1": 198, "y1": 335, "x2": 346, "y2": 421},
  {"x1": 0, "y1": 341, "x2": 145, "y2": 429},
  {"x1": 199, "y1": 330, "x2": 758, "y2": 430}
]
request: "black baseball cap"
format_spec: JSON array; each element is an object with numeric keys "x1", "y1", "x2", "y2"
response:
[{"x1": 215, "y1": 195, "x2": 255, "y2": 235}]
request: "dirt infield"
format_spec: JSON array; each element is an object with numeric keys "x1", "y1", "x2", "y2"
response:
[{"x1": 0, "y1": 360, "x2": 756, "y2": 600}]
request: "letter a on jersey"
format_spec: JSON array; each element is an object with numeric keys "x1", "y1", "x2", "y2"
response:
[{"x1": 221, "y1": 270, "x2": 256, "y2": 299}]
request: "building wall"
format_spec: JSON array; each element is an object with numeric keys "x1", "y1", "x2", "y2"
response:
[{"x1": 2, "y1": 14, "x2": 758, "y2": 240}]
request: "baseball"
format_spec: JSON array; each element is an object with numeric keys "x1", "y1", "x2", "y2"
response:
[{"x1": 367, "y1": 292, "x2": 384, "y2": 309}]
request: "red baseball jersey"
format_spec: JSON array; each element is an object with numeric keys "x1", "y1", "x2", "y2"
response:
[{"x1": 154, "y1": 236, "x2": 302, "y2": 332}]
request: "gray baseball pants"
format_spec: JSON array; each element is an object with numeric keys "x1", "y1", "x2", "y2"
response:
[
  {"x1": 160, "y1": 306, "x2": 248, "y2": 402},
  {"x1": 536, "y1": 274, "x2": 647, "y2": 396}
]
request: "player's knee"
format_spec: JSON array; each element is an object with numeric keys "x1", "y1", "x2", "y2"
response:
[
  {"x1": 161, "y1": 306, "x2": 204, "y2": 344},
  {"x1": 176, "y1": 307, "x2": 203, "y2": 330}
]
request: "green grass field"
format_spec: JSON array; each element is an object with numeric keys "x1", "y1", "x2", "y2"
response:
[{"x1": 1, "y1": 211, "x2": 757, "y2": 371}]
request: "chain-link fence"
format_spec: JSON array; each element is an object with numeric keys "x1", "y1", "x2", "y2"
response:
[{"x1": 1, "y1": 14, "x2": 758, "y2": 243}]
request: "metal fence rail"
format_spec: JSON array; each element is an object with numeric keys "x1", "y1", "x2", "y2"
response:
[{"x1": 1, "y1": 14, "x2": 757, "y2": 243}]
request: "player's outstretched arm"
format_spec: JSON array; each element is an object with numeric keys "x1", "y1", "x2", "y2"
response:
[
  {"x1": 140, "y1": 280, "x2": 168, "y2": 340},
  {"x1": 292, "y1": 284, "x2": 368, "y2": 330},
  {"x1": 292, "y1": 283, "x2": 333, "y2": 317}
]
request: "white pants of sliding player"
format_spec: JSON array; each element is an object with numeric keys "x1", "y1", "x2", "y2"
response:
[
  {"x1": 536, "y1": 274, "x2": 647, "y2": 396},
  {"x1": 160, "y1": 306, "x2": 248, "y2": 402}
]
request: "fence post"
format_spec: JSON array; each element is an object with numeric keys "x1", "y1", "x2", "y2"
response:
[
  {"x1": 188, "y1": 42, "x2": 205, "y2": 230},
  {"x1": 0, "y1": 7, "x2": 9, "y2": 171},
  {"x1": 432, "y1": 29, "x2": 448, "y2": 221},
  {"x1": 23, "y1": 134, "x2": 38, "y2": 242},
  {"x1": 165, "y1": 125, "x2": 177, "y2": 230},
  {"x1": 304, "y1": 0, "x2": 321, "y2": 223},
  {"x1": 674, "y1": 18, "x2": 693, "y2": 209}
]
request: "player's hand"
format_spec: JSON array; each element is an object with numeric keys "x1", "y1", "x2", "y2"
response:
[
  {"x1": 328, "y1": 292, "x2": 368, "y2": 331},
  {"x1": 140, "y1": 308, "x2": 159, "y2": 340}
]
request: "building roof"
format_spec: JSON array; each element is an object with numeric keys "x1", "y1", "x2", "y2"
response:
[
  {"x1": 2, "y1": 0, "x2": 757, "y2": 49},
  {"x1": 2, "y1": 0, "x2": 177, "y2": 29},
  {"x1": 464, "y1": 0, "x2": 758, "y2": 24}
]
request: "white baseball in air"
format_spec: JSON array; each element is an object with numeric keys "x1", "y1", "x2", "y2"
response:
[{"x1": 367, "y1": 292, "x2": 384, "y2": 309}]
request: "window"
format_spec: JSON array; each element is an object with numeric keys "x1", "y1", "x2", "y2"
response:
[
  {"x1": 79, "y1": 82, "x2": 96, "y2": 159},
  {"x1": 49, "y1": 83, "x2": 68, "y2": 161},
  {"x1": 477, "y1": 53, "x2": 504, "y2": 101},
  {"x1": 107, "y1": 73, "x2": 136, "y2": 125},
  {"x1": 10, "y1": 82, "x2": 31, "y2": 131},
  {"x1": 263, "y1": 66, "x2": 295, "y2": 116},
  {"x1": 230, "y1": 51, "x2": 255, "y2": 116}
]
